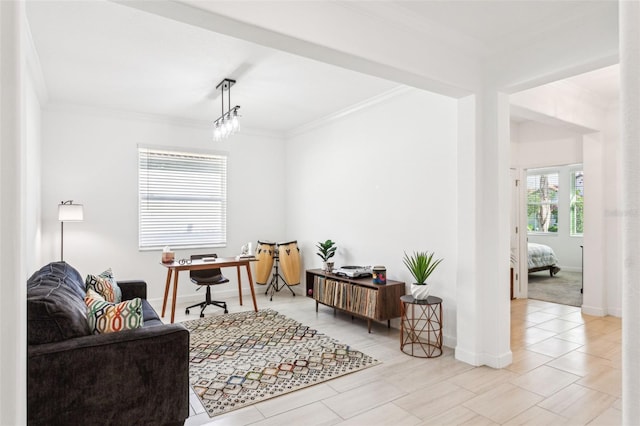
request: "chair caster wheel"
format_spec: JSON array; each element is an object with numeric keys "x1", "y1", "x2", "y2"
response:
[
  {"x1": 185, "y1": 309, "x2": 190, "y2": 315},
  {"x1": 200, "y1": 313, "x2": 204, "y2": 318}
]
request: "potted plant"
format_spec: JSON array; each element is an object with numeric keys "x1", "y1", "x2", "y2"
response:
[
  {"x1": 402, "y1": 251, "x2": 443, "y2": 300},
  {"x1": 316, "y1": 239, "x2": 337, "y2": 272}
]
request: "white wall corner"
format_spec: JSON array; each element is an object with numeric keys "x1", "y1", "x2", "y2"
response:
[
  {"x1": 443, "y1": 333, "x2": 457, "y2": 350},
  {"x1": 607, "y1": 307, "x2": 622, "y2": 318},
  {"x1": 24, "y1": 17, "x2": 48, "y2": 106}
]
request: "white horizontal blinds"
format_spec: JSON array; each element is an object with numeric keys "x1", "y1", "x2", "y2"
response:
[{"x1": 139, "y1": 148, "x2": 227, "y2": 250}]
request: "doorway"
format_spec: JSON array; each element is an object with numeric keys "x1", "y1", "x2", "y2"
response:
[{"x1": 513, "y1": 164, "x2": 584, "y2": 307}]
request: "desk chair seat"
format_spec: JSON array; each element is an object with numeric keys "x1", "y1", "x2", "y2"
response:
[{"x1": 185, "y1": 254, "x2": 230, "y2": 317}]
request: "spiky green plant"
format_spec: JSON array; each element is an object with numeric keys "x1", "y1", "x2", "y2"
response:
[
  {"x1": 316, "y1": 240, "x2": 337, "y2": 262},
  {"x1": 402, "y1": 251, "x2": 443, "y2": 285}
]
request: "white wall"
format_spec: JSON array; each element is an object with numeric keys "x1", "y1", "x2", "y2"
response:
[
  {"x1": 40, "y1": 104, "x2": 286, "y2": 303},
  {"x1": 284, "y1": 88, "x2": 459, "y2": 343},
  {"x1": 25, "y1": 71, "x2": 42, "y2": 272}
]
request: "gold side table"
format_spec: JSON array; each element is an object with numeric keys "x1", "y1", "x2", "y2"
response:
[{"x1": 400, "y1": 294, "x2": 443, "y2": 358}]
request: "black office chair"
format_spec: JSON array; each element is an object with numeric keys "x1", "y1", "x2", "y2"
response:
[{"x1": 185, "y1": 254, "x2": 229, "y2": 317}]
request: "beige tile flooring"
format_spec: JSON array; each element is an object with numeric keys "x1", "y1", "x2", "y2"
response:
[{"x1": 152, "y1": 293, "x2": 621, "y2": 425}]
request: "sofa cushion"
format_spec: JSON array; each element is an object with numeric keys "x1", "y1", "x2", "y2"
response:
[
  {"x1": 27, "y1": 262, "x2": 90, "y2": 345},
  {"x1": 85, "y1": 297, "x2": 144, "y2": 334},
  {"x1": 86, "y1": 268, "x2": 122, "y2": 303},
  {"x1": 141, "y1": 299, "x2": 162, "y2": 326}
]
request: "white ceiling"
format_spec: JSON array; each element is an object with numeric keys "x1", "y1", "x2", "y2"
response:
[
  {"x1": 25, "y1": 0, "x2": 619, "y2": 133},
  {"x1": 25, "y1": 1, "x2": 399, "y2": 132}
]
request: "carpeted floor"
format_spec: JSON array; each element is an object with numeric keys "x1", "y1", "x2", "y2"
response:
[
  {"x1": 182, "y1": 309, "x2": 380, "y2": 418},
  {"x1": 528, "y1": 271, "x2": 583, "y2": 307}
]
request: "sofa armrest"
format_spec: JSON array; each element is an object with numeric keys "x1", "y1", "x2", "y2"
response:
[
  {"x1": 118, "y1": 279, "x2": 147, "y2": 300},
  {"x1": 28, "y1": 323, "x2": 190, "y2": 426}
]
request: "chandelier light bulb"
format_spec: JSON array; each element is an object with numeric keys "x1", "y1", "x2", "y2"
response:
[
  {"x1": 212, "y1": 78, "x2": 240, "y2": 141},
  {"x1": 231, "y1": 110, "x2": 240, "y2": 132}
]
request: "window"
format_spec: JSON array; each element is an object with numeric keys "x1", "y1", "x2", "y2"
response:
[
  {"x1": 138, "y1": 147, "x2": 227, "y2": 250},
  {"x1": 527, "y1": 171, "x2": 559, "y2": 233},
  {"x1": 570, "y1": 170, "x2": 584, "y2": 236}
]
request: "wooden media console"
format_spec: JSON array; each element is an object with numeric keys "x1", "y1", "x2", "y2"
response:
[{"x1": 305, "y1": 269, "x2": 405, "y2": 333}]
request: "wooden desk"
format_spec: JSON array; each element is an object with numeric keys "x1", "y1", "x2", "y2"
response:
[{"x1": 160, "y1": 257, "x2": 258, "y2": 323}]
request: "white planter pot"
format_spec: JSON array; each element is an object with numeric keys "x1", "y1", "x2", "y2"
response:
[
  {"x1": 323, "y1": 262, "x2": 334, "y2": 272},
  {"x1": 411, "y1": 283, "x2": 430, "y2": 300}
]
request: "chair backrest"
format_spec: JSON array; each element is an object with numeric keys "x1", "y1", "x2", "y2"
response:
[{"x1": 190, "y1": 254, "x2": 227, "y2": 284}]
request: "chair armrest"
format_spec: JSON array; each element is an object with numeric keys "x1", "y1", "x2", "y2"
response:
[
  {"x1": 118, "y1": 280, "x2": 147, "y2": 300},
  {"x1": 28, "y1": 323, "x2": 189, "y2": 425}
]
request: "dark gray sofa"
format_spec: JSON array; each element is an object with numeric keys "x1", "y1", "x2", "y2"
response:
[{"x1": 27, "y1": 262, "x2": 190, "y2": 426}]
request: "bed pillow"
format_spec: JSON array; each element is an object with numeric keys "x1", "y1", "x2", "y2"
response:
[
  {"x1": 85, "y1": 268, "x2": 122, "y2": 303},
  {"x1": 85, "y1": 296, "x2": 143, "y2": 334}
]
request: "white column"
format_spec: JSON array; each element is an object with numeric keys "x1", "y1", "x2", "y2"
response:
[
  {"x1": 456, "y1": 95, "x2": 481, "y2": 364},
  {"x1": 581, "y1": 133, "x2": 606, "y2": 316},
  {"x1": 621, "y1": 1, "x2": 640, "y2": 423},
  {"x1": 456, "y1": 91, "x2": 512, "y2": 368},
  {"x1": 0, "y1": 1, "x2": 26, "y2": 424}
]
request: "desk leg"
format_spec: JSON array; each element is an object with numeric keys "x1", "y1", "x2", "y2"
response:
[
  {"x1": 171, "y1": 270, "x2": 179, "y2": 324},
  {"x1": 162, "y1": 269, "x2": 172, "y2": 318},
  {"x1": 246, "y1": 263, "x2": 258, "y2": 312},
  {"x1": 236, "y1": 266, "x2": 243, "y2": 306}
]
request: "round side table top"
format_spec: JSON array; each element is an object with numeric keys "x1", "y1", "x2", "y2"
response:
[{"x1": 400, "y1": 294, "x2": 442, "y2": 305}]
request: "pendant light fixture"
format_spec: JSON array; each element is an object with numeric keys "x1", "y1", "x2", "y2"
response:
[{"x1": 213, "y1": 78, "x2": 240, "y2": 141}]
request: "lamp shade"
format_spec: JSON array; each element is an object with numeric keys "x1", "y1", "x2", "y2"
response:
[{"x1": 58, "y1": 203, "x2": 84, "y2": 221}]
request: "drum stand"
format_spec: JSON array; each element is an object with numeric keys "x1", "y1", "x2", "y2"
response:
[{"x1": 265, "y1": 255, "x2": 296, "y2": 301}]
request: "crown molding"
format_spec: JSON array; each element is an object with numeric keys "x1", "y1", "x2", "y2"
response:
[
  {"x1": 286, "y1": 85, "x2": 411, "y2": 139},
  {"x1": 43, "y1": 101, "x2": 283, "y2": 139}
]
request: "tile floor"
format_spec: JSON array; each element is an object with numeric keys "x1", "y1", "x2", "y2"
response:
[{"x1": 152, "y1": 293, "x2": 621, "y2": 425}]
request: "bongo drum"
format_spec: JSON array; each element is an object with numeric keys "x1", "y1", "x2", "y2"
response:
[
  {"x1": 255, "y1": 241, "x2": 276, "y2": 285},
  {"x1": 277, "y1": 240, "x2": 301, "y2": 286}
]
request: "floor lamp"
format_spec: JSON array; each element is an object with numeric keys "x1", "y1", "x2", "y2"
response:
[{"x1": 58, "y1": 200, "x2": 83, "y2": 262}]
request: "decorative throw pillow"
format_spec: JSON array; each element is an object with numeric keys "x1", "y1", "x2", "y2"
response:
[
  {"x1": 85, "y1": 268, "x2": 122, "y2": 303},
  {"x1": 85, "y1": 297, "x2": 143, "y2": 334},
  {"x1": 86, "y1": 288, "x2": 105, "y2": 302}
]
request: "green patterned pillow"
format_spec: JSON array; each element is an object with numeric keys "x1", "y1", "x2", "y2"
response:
[
  {"x1": 85, "y1": 268, "x2": 122, "y2": 303},
  {"x1": 85, "y1": 297, "x2": 143, "y2": 334}
]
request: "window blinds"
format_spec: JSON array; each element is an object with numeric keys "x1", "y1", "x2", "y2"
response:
[{"x1": 138, "y1": 147, "x2": 227, "y2": 250}]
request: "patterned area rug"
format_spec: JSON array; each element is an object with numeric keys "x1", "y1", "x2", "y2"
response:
[{"x1": 182, "y1": 309, "x2": 380, "y2": 417}]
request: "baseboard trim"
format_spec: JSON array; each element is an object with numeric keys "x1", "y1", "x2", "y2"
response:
[
  {"x1": 455, "y1": 347, "x2": 513, "y2": 368},
  {"x1": 582, "y1": 305, "x2": 606, "y2": 316},
  {"x1": 454, "y1": 347, "x2": 482, "y2": 366},
  {"x1": 607, "y1": 307, "x2": 622, "y2": 317},
  {"x1": 147, "y1": 285, "x2": 304, "y2": 308}
]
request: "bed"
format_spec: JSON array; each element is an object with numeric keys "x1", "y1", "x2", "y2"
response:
[{"x1": 528, "y1": 242, "x2": 561, "y2": 276}]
